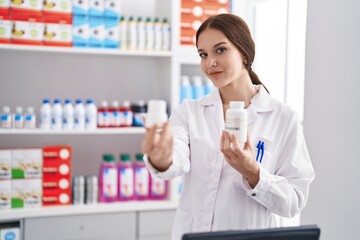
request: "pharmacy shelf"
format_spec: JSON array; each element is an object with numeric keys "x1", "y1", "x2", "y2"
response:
[
  {"x1": 0, "y1": 44, "x2": 172, "y2": 57},
  {"x1": 0, "y1": 128, "x2": 146, "y2": 135},
  {"x1": 0, "y1": 200, "x2": 178, "y2": 221}
]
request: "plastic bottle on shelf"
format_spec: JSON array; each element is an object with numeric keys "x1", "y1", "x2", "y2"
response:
[
  {"x1": 145, "y1": 100, "x2": 167, "y2": 128},
  {"x1": 24, "y1": 107, "x2": 36, "y2": 129},
  {"x1": 225, "y1": 101, "x2": 248, "y2": 149},
  {"x1": 131, "y1": 101, "x2": 147, "y2": 127},
  {"x1": 13, "y1": 106, "x2": 24, "y2": 129},
  {"x1": 51, "y1": 99, "x2": 63, "y2": 130},
  {"x1": 204, "y1": 77, "x2": 215, "y2": 95},
  {"x1": 109, "y1": 100, "x2": 121, "y2": 127},
  {"x1": 97, "y1": 100, "x2": 110, "y2": 128},
  {"x1": 74, "y1": 99, "x2": 86, "y2": 130},
  {"x1": 137, "y1": 16, "x2": 146, "y2": 51},
  {"x1": 134, "y1": 153, "x2": 150, "y2": 200},
  {"x1": 180, "y1": 75, "x2": 193, "y2": 102},
  {"x1": 162, "y1": 17, "x2": 171, "y2": 51},
  {"x1": 117, "y1": 153, "x2": 134, "y2": 201},
  {"x1": 40, "y1": 99, "x2": 52, "y2": 130},
  {"x1": 119, "y1": 101, "x2": 133, "y2": 127},
  {"x1": 99, "y1": 154, "x2": 118, "y2": 202},
  {"x1": 191, "y1": 75, "x2": 205, "y2": 99},
  {"x1": 128, "y1": 16, "x2": 137, "y2": 50},
  {"x1": 63, "y1": 99, "x2": 74, "y2": 130},
  {"x1": 154, "y1": 17, "x2": 162, "y2": 51},
  {"x1": 145, "y1": 17, "x2": 154, "y2": 51},
  {"x1": 1, "y1": 106, "x2": 12, "y2": 129},
  {"x1": 85, "y1": 99, "x2": 98, "y2": 130},
  {"x1": 150, "y1": 175, "x2": 168, "y2": 200},
  {"x1": 119, "y1": 16, "x2": 128, "y2": 50}
]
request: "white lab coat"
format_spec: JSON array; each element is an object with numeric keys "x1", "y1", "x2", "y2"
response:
[{"x1": 144, "y1": 85, "x2": 315, "y2": 240}]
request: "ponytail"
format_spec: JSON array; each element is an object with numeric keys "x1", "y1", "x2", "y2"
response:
[{"x1": 248, "y1": 68, "x2": 269, "y2": 94}]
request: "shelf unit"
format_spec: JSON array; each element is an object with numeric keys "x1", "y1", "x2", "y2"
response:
[{"x1": 0, "y1": 128, "x2": 146, "y2": 135}]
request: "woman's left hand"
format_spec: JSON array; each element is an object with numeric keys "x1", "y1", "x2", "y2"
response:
[{"x1": 221, "y1": 130, "x2": 260, "y2": 188}]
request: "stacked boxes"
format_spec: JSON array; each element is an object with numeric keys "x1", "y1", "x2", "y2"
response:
[
  {"x1": 10, "y1": 0, "x2": 44, "y2": 45},
  {"x1": 180, "y1": 0, "x2": 230, "y2": 45},
  {"x1": 72, "y1": 0, "x2": 120, "y2": 48},
  {"x1": 42, "y1": 145, "x2": 72, "y2": 206},
  {"x1": 0, "y1": 1, "x2": 11, "y2": 44},
  {"x1": 11, "y1": 148, "x2": 42, "y2": 209}
]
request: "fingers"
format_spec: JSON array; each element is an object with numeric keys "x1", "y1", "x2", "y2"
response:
[
  {"x1": 221, "y1": 131, "x2": 238, "y2": 160},
  {"x1": 141, "y1": 124, "x2": 158, "y2": 154}
]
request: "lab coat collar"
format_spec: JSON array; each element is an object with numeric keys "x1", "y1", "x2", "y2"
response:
[{"x1": 200, "y1": 85, "x2": 275, "y2": 112}]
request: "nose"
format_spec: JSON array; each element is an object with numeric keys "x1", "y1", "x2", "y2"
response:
[{"x1": 207, "y1": 57, "x2": 218, "y2": 68}]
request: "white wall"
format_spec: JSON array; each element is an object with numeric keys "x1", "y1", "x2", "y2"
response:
[{"x1": 301, "y1": 0, "x2": 360, "y2": 239}]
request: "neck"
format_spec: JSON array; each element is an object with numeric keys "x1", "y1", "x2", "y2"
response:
[{"x1": 219, "y1": 77, "x2": 258, "y2": 108}]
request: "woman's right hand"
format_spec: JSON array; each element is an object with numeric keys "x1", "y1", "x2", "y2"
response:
[{"x1": 141, "y1": 121, "x2": 173, "y2": 172}]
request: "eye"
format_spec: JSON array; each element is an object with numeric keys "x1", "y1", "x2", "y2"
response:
[
  {"x1": 216, "y1": 47, "x2": 226, "y2": 54},
  {"x1": 199, "y1": 52, "x2": 207, "y2": 58}
]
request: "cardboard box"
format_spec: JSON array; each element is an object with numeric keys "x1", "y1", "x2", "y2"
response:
[
  {"x1": 43, "y1": 22, "x2": 72, "y2": 46},
  {"x1": 0, "y1": 18, "x2": 11, "y2": 43},
  {"x1": 0, "y1": 149, "x2": 11, "y2": 180},
  {"x1": 42, "y1": 189, "x2": 71, "y2": 206},
  {"x1": 43, "y1": 146, "x2": 72, "y2": 179},
  {"x1": 104, "y1": 18, "x2": 119, "y2": 48},
  {"x1": 88, "y1": 17, "x2": 104, "y2": 47},
  {"x1": 11, "y1": 20, "x2": 44, "y2": 45},
  {"x1": 12, "y1": 148, "x2": 42, "y2": 179},
  {"x1": 72, "y1": 0, "x2": 88, "y2": 16},
  {"x1": 10, "y1": 0, "x2": 43, "y2": 21},
  {"x1": 0, "y1": 180, "x2": 11, "y2": 210},
  {"x1": 43, "y1": 0, "x2": 72, "y2": 23},
  {"x1": 104, "y1": 0, "x2": 120, "y2": 20},
  {"x1": 72, "y1": 15, "x2": 88, "y2": 47},
  {"x1": 11, "y1": 179, "x2": 42, "y2": 208},
  {"x1": 89, "y1": 0, "x2": 104, "y2": 17}
]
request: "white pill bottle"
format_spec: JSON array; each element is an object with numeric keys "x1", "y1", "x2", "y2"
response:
[
  {"x1": 225, "y1": 101, "x2": 248, "y2": 148},
  {"x1": 145, "y1": 100, "x2": 167, "y2": 128}
]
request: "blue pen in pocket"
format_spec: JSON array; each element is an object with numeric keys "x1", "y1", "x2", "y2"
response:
[{"x1": 256, "y1": 140, "x2": 265, "y2": 163}]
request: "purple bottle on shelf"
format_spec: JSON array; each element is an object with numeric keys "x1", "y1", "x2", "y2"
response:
[
  {"x1": 150, "y1": 175, "x2": 169, "y2": 200},
  {"x1": 99, "y1": 154, "x2": 118, "y2": 203},
  {"x1": 134, "y1": 153, "x2": 150, "y2": 200},
  {"x1": 118, "y1": 153, "x2": 134, "y2": 201}
]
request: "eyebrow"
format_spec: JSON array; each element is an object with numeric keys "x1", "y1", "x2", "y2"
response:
[{"x1": 198, "y1": 42, "x2": 227, "y2": 52}]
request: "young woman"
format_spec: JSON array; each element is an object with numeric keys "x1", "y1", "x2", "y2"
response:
[{"x1": 141, "y1": 13, "x2": 315, "y2": 240}]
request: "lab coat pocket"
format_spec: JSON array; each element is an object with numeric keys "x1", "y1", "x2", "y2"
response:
[{"x1": 172, "y1": 208, "x2": 193, "y2": 240}]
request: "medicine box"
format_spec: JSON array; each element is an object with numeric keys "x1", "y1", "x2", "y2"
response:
[
  {"x1": 43, "y1": 22, "x2": 72, "y2": 46},
  {"x1": 0, "y1": 227, "x2": 20, "y2": 240},
  {"x1": 72, "y1": 15, "x2": 89, "y2": 47},
  {"x1": 43, "y1": 0, "x2": 72, "y2": 23},
  {"x1": 42, "y1": 145, "x2": 72, "y2": 178},
  {"x1": 11, "y1": 148, "x2": 42, "y2": 179},
  {"x1": 0, "y1": 0, "x2": 10, "y2": 16},
  {"x1": 11, "y1": 179, "x2": 42, "y2": 208},
  {"x1": 0, "y1": 180, "x2": 11, "y2": 210},
  {"x1": 10, "y1": 0, "x2": 43, "y2": 21},
  {"x1": 104, "y1": 18, "x2": 119, "y2": 48},
  {"x1": 0, "y1": 18, "x2": 12, "y2": 44},
  {"x1": 89, "y1": 0, "x2": 104, "y2": 17},
  {"x1": 11, "y1": 20, "x2": 44, "y2": 45},
  {"x1": 104, "y1": 0, "x2": 120, "y2": 20},
  {"x1": 88, "y1": 17, "x2": 104, "y2": 47},
  {"x1": 72, "y1": 0, "x2": 89, "y2": 16},
  {"x1": 0, "y1": 149, "x2": 11, "y2": 180}
]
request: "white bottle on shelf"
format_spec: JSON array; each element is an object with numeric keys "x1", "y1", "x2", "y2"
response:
[
  {"x1": 40, "y1": 99, "x2": 52, "y2": 130},
  {"x1": 51, "y1": 99, "x2": 63, "y2": 130},
  {"x1": 85, "y1": 99, "x2": 98, "y2": 130},
  {"x1": 13, "y1": 106, "x2": 24, "y2": 129},
  {"x1": 24, "y1": 107, "x2": 36, "y2": 129},
  {"x1": 137, "y1": 16, "x2": 146, "y2": 51},
  {"x1": 145, "y1": 17, "x2": 154, "y2": 51},
  {"x1": 128, "y1": 16, "x2": 137, "y2": 50},
  {"x1": 154, "y1": 17, "x2": 162, "y2": 51},
  {"x1": 225, "y1": 101, "x2": 248, "y2": 148},
  {"x1": 74, "y1": 99, "x2": 86, "y2": 130},
  {"x1": 63, "y1": 99, "x2": 74, "y2": 130},
  {"x1": 191, "y1": 75, "x2": 205, "y2": 99},
  {"x1": 162, "y1": 17, "x2": 170, "y2": 51},
  {"x1": 119, "y1": 16, "x2": 128, "y2": 50},
  {"x1": 1, "y1": 106, "x2": 12, "y2": 129}
]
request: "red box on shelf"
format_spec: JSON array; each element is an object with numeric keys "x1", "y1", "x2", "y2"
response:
[{"x1": 42, "y1": 188, "x2": 72, "y2": 206}]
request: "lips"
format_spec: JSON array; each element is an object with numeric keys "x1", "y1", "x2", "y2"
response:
[{"x1": 209, "y1": 71, "x2": 223, "y2": 77}]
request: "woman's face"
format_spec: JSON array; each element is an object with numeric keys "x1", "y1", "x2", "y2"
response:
[{"x1": 197, "y1": 28, "x2": 247, "y2": 89}]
